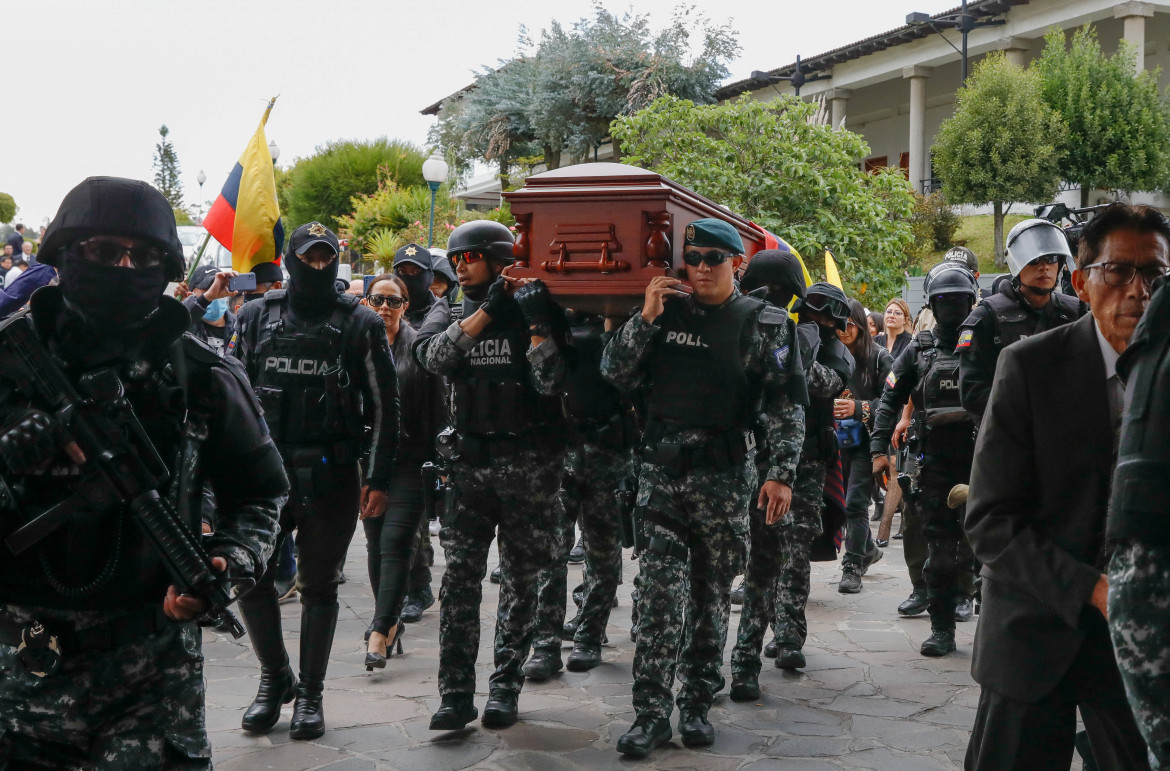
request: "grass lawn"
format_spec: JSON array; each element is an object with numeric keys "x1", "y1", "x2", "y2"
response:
[{"x1": 919, "y1": 212, "x2": 1032, "y2": 274}]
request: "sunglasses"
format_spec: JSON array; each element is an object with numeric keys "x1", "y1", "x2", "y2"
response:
[
  {"x1": 1029, "y1": 254, "x2": 1064, "y2": 266},
  {"x1": 75, "y1": 237, "x2": 164, "y2": 269},
  {"x1": 449, "y1": 251, "x2": 487, "y2": 267},
  {"x1": 367, "y1": 294, "x2": 407, "y2": 309},
  {"x1": 682, "y1": 250, "x2": 734, "y2": 267}
]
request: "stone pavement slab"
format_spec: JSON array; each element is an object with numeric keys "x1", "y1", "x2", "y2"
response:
[{"x1": 205, "y1": 516, "x2": 1084, "y2": 770}]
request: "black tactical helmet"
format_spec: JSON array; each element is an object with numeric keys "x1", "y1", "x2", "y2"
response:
[
  {"x1": 446, "y1": 220, "x2": 515, "y2": 265},
  {"x1": 39, "y1": 176, "x2": 186, "y2": 281},
  {"x1": 793, "y1": 282, "x2": 850, "y2": 330},
  {"x1": 924, "y1": 261, "x2": 978, "y2": 305},
  {"x1": 944, "y1": 245, "x2": 979, "y2": 274}
]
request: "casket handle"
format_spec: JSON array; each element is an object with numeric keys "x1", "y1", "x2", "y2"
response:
[{"x1": 541, "y1": 242, "x2": 630, "y2": 274}]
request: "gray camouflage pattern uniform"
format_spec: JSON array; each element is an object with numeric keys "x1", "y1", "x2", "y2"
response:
[
  {"x1": 417, "y1": 323, "x2": 566, "y2": 699},
  {"x1": 601, "y1": 305, "x2": 804, "y2": 721},
  {"x1": 734, "y1": 354, "x2": 843, "y2": 671},
  {"x1": 1109, "y1": 541, "x2": 1170, "y2": 769}
]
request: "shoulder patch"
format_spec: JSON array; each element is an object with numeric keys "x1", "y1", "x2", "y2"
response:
[
  {"x1": 956, "y1": 329, "x2": 974, "y2": 350},
  {"x1": 885, "y1": 371, "x2": 897, "y2": 389},
  {"x1": 773, "y1": 345, "x2": 790, "y2": 371},
  {"x1": 759, "y1": 305, "x2": 788, "y2": 325}
]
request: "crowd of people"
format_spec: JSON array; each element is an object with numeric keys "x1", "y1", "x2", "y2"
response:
[{"x1": 1, "y1": 175, "x2": 1169, "y2": 771}]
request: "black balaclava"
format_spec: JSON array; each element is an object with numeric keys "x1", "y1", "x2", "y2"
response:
[
  {"x1": 740, "y1": 249, "x2": 805, "y2": 308},
  {"x1": 393, "y1": 245, "x2": 435, "y2": 308},
  {"x1": 931, "y1": 294, "x2": 972, "y2": 333},
  {"x1": 286, "y1": 250, "x2": 339, "y2": 317},
  {"x1": 60, "y1": 251, "x2": 167, "y2": 329}
]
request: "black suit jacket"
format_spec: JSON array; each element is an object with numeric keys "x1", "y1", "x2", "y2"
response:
[{"x1": 965, "y1": 313, "x2": 1117, "y2": 702}]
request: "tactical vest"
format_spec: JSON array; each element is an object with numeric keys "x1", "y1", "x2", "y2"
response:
[
  {"x1": 1108, "y1": 281, "x2": 1170, "y2": 547},
  {"x1": 981, "y1": 290, "x2": 1081, "y2": 348},
  {"x1": 251, "y1": 290, "x2": 365, "y2": 454},
  {"x1": 646, "y1": 294, "x2": 762, "y2": 431},
  {"x1": 563, "y1": 323, "x2": 624, "y2": 423},
  {"x1": 451, "y1": 302, "x2": 559, "y2": 437},
  {"x1": 913, "y1": 330, "x2": 971, "y2": 431}
]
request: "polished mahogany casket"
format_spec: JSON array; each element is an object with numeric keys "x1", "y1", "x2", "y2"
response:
[{"x1": 503, "y1": 163, "x2": 769, "y2": 315}]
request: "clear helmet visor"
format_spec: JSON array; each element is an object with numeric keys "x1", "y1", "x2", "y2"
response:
[{"x1": 1005, "y1": 222, "x2": 1072, "y2": 276}]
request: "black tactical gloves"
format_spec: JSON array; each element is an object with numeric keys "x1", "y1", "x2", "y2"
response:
[
  {"x1": 0, "y1": 410, "x2": 62, "y2": 474},
  {"x1": 481, "y1": 275, "x2": 517, "y2": 320},
  {"x1": 514, "y1": 279, "x2": 555, "y2": 328}
]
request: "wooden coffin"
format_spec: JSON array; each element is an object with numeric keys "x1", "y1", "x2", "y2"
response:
[{"x1": 503, "y1": 163, "x2": 767, "y2": 315}]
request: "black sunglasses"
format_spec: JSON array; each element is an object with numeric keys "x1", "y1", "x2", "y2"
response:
[
  {"x1": 682, "y1": 250, "x2": 734, "y2": 267},
  {"x1": 75, "y1": 237, "x2": 165, "y2": 269},
  {"x1": 367, "y1": 294, "x2": 407, "y2": 309}
]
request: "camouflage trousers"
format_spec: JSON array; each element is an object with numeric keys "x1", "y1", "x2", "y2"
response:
[
  {"x1": 732, "y1": 458, "x2": 825, "y2": 674},
  {"x1": 1109, "y1": 540, "x2": 1170, "y2": 770},
  {"x1": 0, "y1": 604, "x2": 209, "y2": 769},
  {"x1": 532, "y1": 444, "x2": 630, "y2": 652},
  {"x1": 437, "y1": 446, "x2": 564, "y2": 697},
  {"x1": 631, "y1": 458, "x2": 751, "y2": 720}
]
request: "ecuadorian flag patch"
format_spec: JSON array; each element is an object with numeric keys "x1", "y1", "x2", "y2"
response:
[
  {"x1": 956, "y1": 329, "x2": 974, "y2": 350},
  {"x1": 885, "y1": 371, "x2": 897, "y2": 388}
]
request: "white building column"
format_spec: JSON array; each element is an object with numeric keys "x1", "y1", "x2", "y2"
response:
[
  {"x1": 1114, "y1": 1, "x2": 1154, "y2": 71},
  {"x1": 999, "y1": 36, "x2": 1031, "y2": 68},
  {"x1": 827, "y1": 88, "x2": 852, "y2": 129},
  {"x1": 903, "y1": 66, "x2": 932, "y2": 193}
]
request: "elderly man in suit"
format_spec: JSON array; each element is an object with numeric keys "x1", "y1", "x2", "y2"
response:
[{"x1": 964, "y1": 203, "x2": 1170, "y2": 771}]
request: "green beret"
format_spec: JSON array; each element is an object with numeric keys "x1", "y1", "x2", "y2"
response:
[{"x1": 684, "y1": 217, "x2": 745, "y2": 254}]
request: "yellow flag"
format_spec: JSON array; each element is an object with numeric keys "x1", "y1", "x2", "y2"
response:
[{"x1": 824, "y1": 249, "x2": 843, "y2": 289}]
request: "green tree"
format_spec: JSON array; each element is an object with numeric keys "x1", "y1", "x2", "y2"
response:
[
  {"x1": 153, "y1": 125, "x2": 184, "y2": 208},
  {"x1": 612, "y1": 95, "x2": 917, "y2": 300},
  {"x1": 283, "y1": 138, "x2": 426, "y2": 230},
  {"x1": 1036, "y1": 26, "x2": 1170, "y2": 206},
  {"x1": 933, "y1": 53, "x2": 1065, "y2": 266},
  {"x1": 0, "y1": 192, "x2": 15, "y2": 223},
  {"x1": 432, "y1": 5, "x2": 737, "y2": 184}
]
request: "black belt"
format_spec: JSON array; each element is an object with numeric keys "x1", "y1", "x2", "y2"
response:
[{"x1": 641, "y1": 428, "x2": 754, "y2": 478}]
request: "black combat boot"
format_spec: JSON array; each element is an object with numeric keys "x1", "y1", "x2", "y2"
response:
[
  {"x1": 678, "y1": 707, "x2": 716, "y2": 747},
  {"x1": 617, "y1": 716, "x2": 672, "y2": 757},
  {"x1": 921, "y1": 592, "x2": 957, "y2": 657},
  {"x1": 239, "y1": 595, "x2": 298, "y2": 733},
  {"x1": 566, "y1": 641, "x2": 602, "y2": 672},
  {"x1": 481, "y1": 689, "x2": 519, "y2": 728},
  {"x1": 729, "y1": 671, "x2": 761, "y2": 702},
  {"x1": 289, "y1": 604, "x2": 338, "y2": 740},
  {"x1": 429, "y1": 693, "x2": 479, "y2": 730},
  {"x1": 920, "y1": 628, "x2": 957, "y2": 657},
  {"x1": 775, "y1": 647, "x2": 806, "y2": 670},
  {"x1": 522, "y1": 648, "x2": 563, "y2": 681},
  {"x1": 898, "y1": 588, "x2": 929, "y2": 617}
]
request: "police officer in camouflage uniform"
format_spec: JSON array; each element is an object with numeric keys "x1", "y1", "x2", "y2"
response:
[
  {"x1": 525, "y1": 312, "x2": 637, "y2": 680},
  {"x1": 1109, "y1": 272, "x2": 1170, "y2": 770},
  {"x1": 233, "y1": 222, "x2": 400, "y2": 741},
  {"x1": 0, "y1": 176, "x2": 287, "y2": 767},
  {"x1": 872, "y1": 262, "x2": 979, "y2": 657},
  {"x1": 601, "y1": 219, "x2": 805, "y2": 758},
  {"x1": 414, "y1": 219, "x2": 567, "y2": 731},
  {"x1": 732, "y1": 280, "x2": 853, "y2": 689},
  {"x1": 958, "y1": 218, "x2": 1085, "y2": 423}
]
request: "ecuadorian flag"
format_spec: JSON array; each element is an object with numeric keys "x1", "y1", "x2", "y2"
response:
[{"x1": 203, "y1": 98, "x2": 285, "y2": 273}]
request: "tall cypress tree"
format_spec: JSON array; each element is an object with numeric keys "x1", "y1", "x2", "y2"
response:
[{"x1": 153, "y1": 124, "x2": 184, "y2": 208}]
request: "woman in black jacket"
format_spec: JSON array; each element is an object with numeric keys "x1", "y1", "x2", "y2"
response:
[
  {"x1": 834, "y1": 298, "x2": 894, "y2": 593},
  {"x1": 874, "y1": 297, "x2": 913, "y2": 360},
  {"x1": 360, "y1": 274, "x2": 447, "y2": 668}
]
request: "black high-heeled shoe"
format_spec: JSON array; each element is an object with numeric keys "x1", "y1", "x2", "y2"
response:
[{"x1": 364, "y1": 622, "x2": 404, "y2": 671}]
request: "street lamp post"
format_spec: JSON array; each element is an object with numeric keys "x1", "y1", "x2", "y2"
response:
[
  {"x1": 268, "y1": 140, "x2": 280, "y2": 163},
  {"x1": 196, "y1": 170, "x2": 206, "y2": 218},
  {"x1": 421, "y1": 151, "x2": 449, "y2": 248},
  {"x1": 907, "y1": 0, "x2": 1006, "y2": 86},
  {"x1": 751, "y1": 54, "x2": 831, "y2": 97}
]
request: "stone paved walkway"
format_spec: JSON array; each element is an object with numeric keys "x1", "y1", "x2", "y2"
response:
[{"x1": 203, "y1": 520, "x2": 1074, "y2": 770}]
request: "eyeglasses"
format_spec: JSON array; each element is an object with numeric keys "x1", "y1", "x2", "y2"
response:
[
  {"x1": 367, "y1": 294, "x2": 406, "y2": 309},
  {"x1": 682, "y1": 250, "x2": 733, "y2": 267},
  {"x1": 75, "y1": 237, "x2": 164, "y2": 269},
  {"x1": 884, "y1": 308, "x2": 904, "y2": 317},
  {"x1": 1083, "y1": 261, "x2": 1169, "y2": 287},
  {"x1": 449, "y1": 251, "x2": 487, "y2": 267}
]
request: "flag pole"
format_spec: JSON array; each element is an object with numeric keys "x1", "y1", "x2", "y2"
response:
[{"x1": 186, "y1": 231, "x2": 212, "y2": 284}]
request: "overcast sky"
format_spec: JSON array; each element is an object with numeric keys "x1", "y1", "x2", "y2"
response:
[{"x1": 4, "y1": 0, "x2": 959, "y2": 229}]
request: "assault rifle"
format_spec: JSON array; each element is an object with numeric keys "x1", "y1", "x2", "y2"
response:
[
  {"x1": 421, "y1": 427, "x2": 458, "y2": 522},
  {"x1": 0, "y1": 312, "x2": 250, "y2": 638}
]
